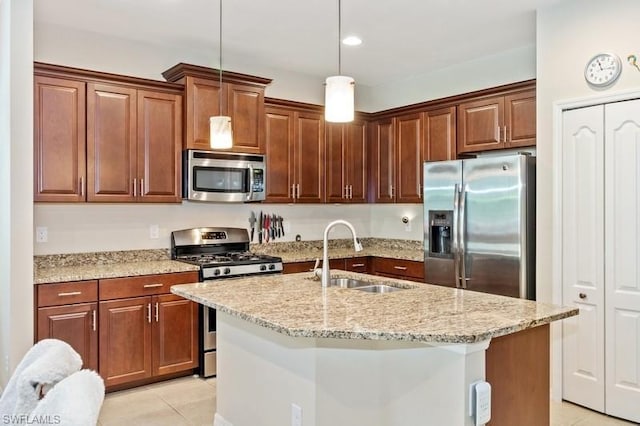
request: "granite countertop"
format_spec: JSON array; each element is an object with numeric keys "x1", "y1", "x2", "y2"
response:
[
  {"x1": 251, "y1": 238, "x2": 424, "y2": 263},
  {"x1": 34, "y1": 249, "x2": 199, "y2": 284},
  {"x1": 34, "y1": 239, "x2": 422, "y2": 284},
  {"x1": 171, "y1": 271, "x2": 578, "y2": 344}
]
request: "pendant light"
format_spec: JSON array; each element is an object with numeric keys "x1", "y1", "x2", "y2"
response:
[
  {"x1": 210, "y1": 0, "x2": 233, "y2": 149},
  {"x1": 324, "y1": 0, "x2": 355, "y2": 123}
]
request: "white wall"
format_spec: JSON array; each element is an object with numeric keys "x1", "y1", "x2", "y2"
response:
[
  {"x1": 34, "y1": 22, "x2": 330, "y2": 107},
  {"x1": 0, "y1": 0, "x2": 34, "y2": 388},
  {"x1": 34, "y1": 203, "x2": 423, "y2": 255},
  {"x1": 361, "y1": 45, "x2": 536, "y2": 112},
  {"x1": 536, "y1": 0, "x2": 640, "y2": 400}
]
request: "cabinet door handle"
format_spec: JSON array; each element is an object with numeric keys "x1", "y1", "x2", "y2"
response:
[
  {"x1": 351, "y1": 263, "x2": 365, "y2": 267},
  {"x1": 79, "y1": 177, "x2": 85, "y2": 197},
  {"x1": 133, "y1": 178, "x2": 137, "y2": 197},
  {"x1": 393, "y1": 266, "x2": 408, "y2": 271},
  {"x1": 296, "y1": 184, "x2": 300, "y2": 199},
  {"x1": 389, "y1": 185, "x2": 394, "y2": 198},
  {"x1": 503, "y1": 125, "x2": 507, "y2": 142},
  {"x1": 343, "y1": 186, "x2": 347, "y2": 199},
  {"x1": 418, "y1": 183, "x2": 422, "y2": 199},
  {"x1": 155, "y1": 302, "x2": 159, "y2": 322},
  {"x1": 496, "y1": 126, "x2": 500, "y2": 142},
  {"x1": 92, "y1": 309, "x2": 97, "y2": 332},
  {"x1": 349, "y1": 185, "x2": 353, "y2": 199},
  {"x1": 147, "y1": 303, "x2": 151, "y2": 323},
  {"x1": 143, "y1": 283, "x2": 163, "y2": 288},
  {"x1": 140, "y1": 178, "x2": 144, "y2": 197},
  {"x1": 58, "y1": 291, "x2": 81, "y2": 297}
]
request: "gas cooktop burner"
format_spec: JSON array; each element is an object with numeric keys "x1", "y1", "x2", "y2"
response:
[
  {"x1": 177, "y1": 252, "x2": 279, "y2": 266},
  {"x1": 171, "y1": 227, "x2": 284, "y2": 279}
]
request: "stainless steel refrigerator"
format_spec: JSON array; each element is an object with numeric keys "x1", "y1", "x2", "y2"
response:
[{"x1": 423, "y1": 153, "x2": 535, "y2": 299}]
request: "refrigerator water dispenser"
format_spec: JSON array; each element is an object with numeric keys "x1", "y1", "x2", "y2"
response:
[{"x1": 428, "y1": 210, "x2": 453, "y2": 258}]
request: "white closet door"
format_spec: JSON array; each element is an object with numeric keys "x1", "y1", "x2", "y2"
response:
[
  {"x1": 562, "y1": 105, "x2": 605, "y2": 411},
  {"x1": 604, "y1": 99, "x2": 640, "y2": 423}
]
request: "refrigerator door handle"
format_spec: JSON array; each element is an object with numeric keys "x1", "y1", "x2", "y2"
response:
[
  {"x1": 452, "y1": 184, "x2": 461, "y2": 288},
  {"x1": 459, "y1": 184, "x2": 468, "y2": 289}
]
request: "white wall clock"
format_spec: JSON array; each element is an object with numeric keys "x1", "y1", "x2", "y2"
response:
[{"x1": 584, "y1": 53, "x2": 622, "y2": 87}]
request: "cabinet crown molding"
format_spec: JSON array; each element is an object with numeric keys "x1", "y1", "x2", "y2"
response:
[{"x1": 162, "y1": 62, "x2": 272, "y2": 87}]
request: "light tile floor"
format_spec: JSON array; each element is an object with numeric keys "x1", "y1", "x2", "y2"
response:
[{"x1": 98, "y1": 376, "x2": 638, "y2": 426}]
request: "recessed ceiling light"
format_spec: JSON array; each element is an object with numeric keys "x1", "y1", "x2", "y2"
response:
[{"x1": 342, "y1": 36, "x2": 362, "y2": 46}]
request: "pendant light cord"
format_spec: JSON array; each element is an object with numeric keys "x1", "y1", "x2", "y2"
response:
[
  {"x1": 219, "y1": 0, "x2": 223, "y2": 115},
  {"x1": 338, "y1": 0, "x2": 342, "y2": 75}
]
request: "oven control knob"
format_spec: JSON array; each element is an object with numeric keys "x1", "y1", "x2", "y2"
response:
[
  {"x1": 223, "y1": 267, "x2": 231, "y2": 275},
  {"x1": 268, "y1": 264, "x2": 276, "y2": 270},
  {"x1": 260, "y1": 264, "x2": 267, "y2": 271},
  {"x1": 213, "y1": 269, "x2": 221, "y2": 276}
]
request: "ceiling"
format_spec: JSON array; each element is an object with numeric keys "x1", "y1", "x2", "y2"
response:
[{"x1": 34, "y1": 0, "x2": 565, "y2": 87}]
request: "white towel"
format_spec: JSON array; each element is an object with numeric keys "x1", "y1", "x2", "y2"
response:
[
  {"x1": 0, "y1": 339, "x2": 82, "y2": 418},
  {"x1": 30, "y1": 370, "x2": 105, "y2": 426}
]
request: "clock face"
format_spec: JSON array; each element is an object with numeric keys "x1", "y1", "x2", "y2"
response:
[{"x1": 585, "y1": 53, "x2": 622, "y2": 87}]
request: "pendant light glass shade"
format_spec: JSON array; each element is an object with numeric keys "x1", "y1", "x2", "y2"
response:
[
  {"x1": 210, "y1": 116, "x2": 233, "y2": 149},
  {"x1": 325, "y1": 75, "x2": 355, "y2": 122},
  {"x1": 324, "y1": 0, "x2": 354, "y2": 123}
]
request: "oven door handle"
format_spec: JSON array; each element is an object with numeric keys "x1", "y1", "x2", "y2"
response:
[{"x1": 247, "y1": 165, "x2": 255, "y2": 201}]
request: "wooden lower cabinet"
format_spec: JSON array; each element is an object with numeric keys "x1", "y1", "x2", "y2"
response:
[
  {"x1": 98, "y1": 272, "x2": 199, "y2": 389},
  {"x1": 153, "y1": 294, "x2": 199, "y2": 376},
  {"x1": 37, "y1": 302, "x2": 98, "y2": 371},
  {"x1": 35, "y1": 271, "x2": 199, "y2": 390},
  {"x1": 371, "y1": 257, "x2": 424, "y2": 282},
  {"x1": 35, "y1": 280, "x2": 99, "y2": 370},
  {"x1": 282, "y1": 257, "x2": 372, "y2": 276}
]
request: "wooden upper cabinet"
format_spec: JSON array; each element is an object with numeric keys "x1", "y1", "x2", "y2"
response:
[
  {"x1": 34, "y1": 76, "x2": 86, "y2": 202},
  {"x1": 457, "y1": 95, "x2": 504, "y2": 153},
  {"x1": 424, "y1": 107, "x2": 456, "y2": 162},
  {"x1": 227, "y1": 83, "x2": 265, "y2": 153},
  {"x1": 137, "y1": 90, "x2": 182, "y2": 202},
  {"x1": 87, "y1": 83, "x2": 138, "y2": 202},
  {"x1": 457, "y1": 87, "x2": 536, "y2": 154},
  {"x1": 86, "y1": 83, "x2": 182, "y2": 203},
  {"x1": 294, "y1": 111, "x2": 325, "y2": 203},
  {"x1": 395, "y1": 113, "x2": 424, "y2": 203},
  {"x1": 505, "y1": 89, "x2": 536, "y2": 148},
  {"x1": 369, "y1": 118, "x2": 396, "y2": 203},
  {"x1": 184, "y1": 76, "x2": 222, "y2": 151},
  {"x1": 162, "y1": 63, "x2": 271, "y2": 154},
  {"x1": 345, "y1": 120, "x2": 367, "y2": 203},
  {"x1": 326, "y1": 121, "x2": 367, "y2": 203},
  {"x1": 265, "y1": 107, "x2": 295, "y2": 202},
  {"x1": 325, "y1": 122, "x2": 346, "y2": 202},
  {"x1": 264, "y1": 103, "x2": 324, "y2": 203}
]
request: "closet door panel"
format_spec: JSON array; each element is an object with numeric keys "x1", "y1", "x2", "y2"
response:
[
  {"x1": 604, "y1": 99, "x2": 640, "y2": 423},
  {"x1": 561, "y1": 105, "x2": 605, "y2": 412}
]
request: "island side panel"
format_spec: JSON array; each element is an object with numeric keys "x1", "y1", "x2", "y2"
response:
[{"x1": 485, "y1": 323, "x2": 550, "y2": 426}]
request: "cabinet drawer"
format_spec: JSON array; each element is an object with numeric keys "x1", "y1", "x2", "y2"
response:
[
  {"x1": 373, "y1": 258, "x2": 424, "y2": 280},
  {"x1": 99, "y1": 271, "x2": 199, "y2": 300},
  {"x1": 344, "y1": 257, "x2": 371, "y2": 274},
  {"x1": 37, "y1": 280, "x2": 98, "y2": 307}
]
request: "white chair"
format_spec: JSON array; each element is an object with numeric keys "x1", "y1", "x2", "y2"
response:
[
  {"x1": 30, "y1": 369, "x2": 105, "y2": 426},
  {"x1": 0, "y1": 339, "x2": 82, "y2": 417}
]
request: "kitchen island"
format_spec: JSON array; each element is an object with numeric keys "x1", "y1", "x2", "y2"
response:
[{"x1": 171, "y1": 271, "x2": 577, "y2": 426}]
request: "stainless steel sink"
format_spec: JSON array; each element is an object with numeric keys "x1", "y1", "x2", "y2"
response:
[
  {"x1": 353, "y1": 284, "x2": 404, "y2": 294},
  {"x1": 329, "y1": 277, "x2": 371, "y2": 288}
]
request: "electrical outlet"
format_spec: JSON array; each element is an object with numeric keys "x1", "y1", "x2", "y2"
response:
[
  {"x1": 291, "y1": 403, "x2": 302, "y2": 426},
  {"x1": 149, "y1": 224, "x2": 160, "y2": 239},
  {"x1": 404, "y1": 219, "x2": 412, "y2": 232},
  {"x1": 36, "y1": 226, "x2": 48, "y2": 243}
]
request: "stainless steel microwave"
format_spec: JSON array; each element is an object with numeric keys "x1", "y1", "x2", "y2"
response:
[{"x1": 183, "y1": 150, "x2": 266, "y2": 202}]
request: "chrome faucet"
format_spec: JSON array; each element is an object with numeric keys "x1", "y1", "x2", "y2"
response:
[{"x1": 320, "y1": 220, "x2": 363, "y2": 287}]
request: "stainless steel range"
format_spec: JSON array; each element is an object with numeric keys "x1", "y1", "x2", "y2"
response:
[{"x1": 171, "y1": 227, "x2": 283, "y2": 377}]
